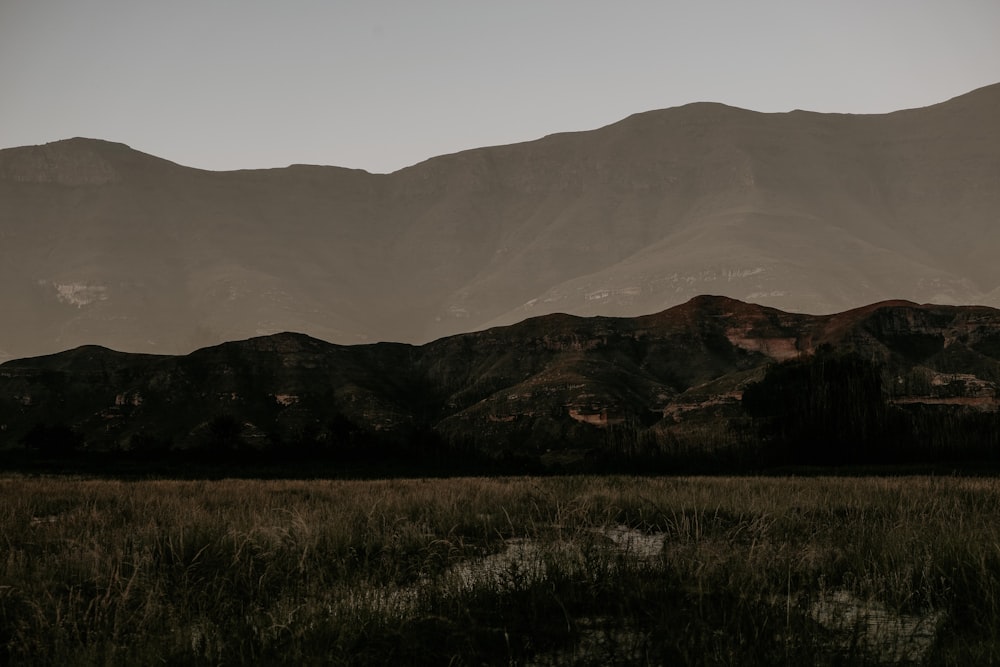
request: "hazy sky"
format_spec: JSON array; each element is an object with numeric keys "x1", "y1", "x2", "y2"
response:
[{"x1": 2, "y1": 1, "x2": 998, "y2": 173}]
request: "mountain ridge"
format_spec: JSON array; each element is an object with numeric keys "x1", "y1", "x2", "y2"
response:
[
  {"x1": 8, "y1": 79, "x2": 998, "y2": 174},
  {"x1": 0, "y1": 295, "x2": 1000, "y2": 469},
  {"x1": 4, "y1": 296, "x2": 1000, "y2": 467},
  {"x1": 1, "y1": 83, "x2": 998, "y2": 362}
]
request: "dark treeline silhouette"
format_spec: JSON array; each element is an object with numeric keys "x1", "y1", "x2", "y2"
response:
[
  {"x1": 742, "y1": 346, "x2": 890, "y2": 464},
  {"x1": 7, "y1": 347, "x2": 1000, "y2": 476},
  {"x1": 21, "y1": 423, "x2": 84, "y2": 457},
  {"x1": 578, "y1": 348, "x2": 1000, "y2": 474},
  {"x1": 741, "y1": 347, "x2": 1000, "y2": 466}
]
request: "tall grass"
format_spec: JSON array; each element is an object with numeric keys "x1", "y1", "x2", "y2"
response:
[{"x1": 1, "y1": 474, "x2": 999, "y2": 664}]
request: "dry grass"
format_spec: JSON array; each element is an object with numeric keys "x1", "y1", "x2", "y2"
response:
[{"x1": 2, "y1": 474, "x2": 999, "y2": 665}]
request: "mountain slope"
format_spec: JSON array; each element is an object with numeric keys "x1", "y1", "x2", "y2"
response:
[
  {"x1": 1, "y1": 84, "x2": 998, "y2": 361},
  {"x1": 3, "y1": 297, "x2": 1000, "y2": 465}
]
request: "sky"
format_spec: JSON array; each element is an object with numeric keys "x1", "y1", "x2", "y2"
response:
[{"x1": 1, "y1": 1, "x2": 998, "y2": 174}]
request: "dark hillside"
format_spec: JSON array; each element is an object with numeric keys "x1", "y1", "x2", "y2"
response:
[{"x1": 3, "y1": 297, "x2": 1000, "y2": 471}]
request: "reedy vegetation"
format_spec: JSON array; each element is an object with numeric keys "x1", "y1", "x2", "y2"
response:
[{"x1": 1, "y1": 475, "x2": 999, "y2": 665}]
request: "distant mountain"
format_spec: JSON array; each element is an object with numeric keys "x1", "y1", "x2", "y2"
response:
[
  {"x1": 2, "y1": 297, "x2": 999, "y2": 468},
  {"x1": 1, "y1": 84, "x2": 998, "y2": 362}
]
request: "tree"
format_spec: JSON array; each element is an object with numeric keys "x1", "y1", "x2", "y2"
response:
[
  {"x1": 742, "y1": 347, "x2": 888, "y2": 464},
  {"x1": 203, "y1": 414, "x2": 246, "y2": 452},
  {"x1": 22, "y1": 423, "x2": 83, "y2": 456}
]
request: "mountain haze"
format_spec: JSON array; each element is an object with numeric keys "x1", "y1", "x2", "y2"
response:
[{"x1": 1, "y1": 84, "x2": 998, "y2": 361}]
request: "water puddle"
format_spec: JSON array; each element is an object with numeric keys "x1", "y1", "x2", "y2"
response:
[
  {"x1": 595, "y1": 525, "x2": 665, "y2": 559},
  {"x1": 443, "y1": 526, "x2": 663, "y2": 592},
  {"x1": 444, "y1": 537, "x2": 574, "y2": 592},
  {"x1": 808, "y1": 590, "x2": 944, "y2": 663}
]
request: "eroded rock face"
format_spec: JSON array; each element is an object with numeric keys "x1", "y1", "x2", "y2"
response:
[{"x1": 1, "y1": 296, "x2": 999, "y2": 459}]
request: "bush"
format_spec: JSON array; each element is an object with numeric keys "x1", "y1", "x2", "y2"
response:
[{"x1": 21, "y1": 423, "x2": 83, "y2": 456}]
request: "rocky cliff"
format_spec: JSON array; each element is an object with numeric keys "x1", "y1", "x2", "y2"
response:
[{"x1": 2, "y1": 297, "x2": 999, "y2": 468}]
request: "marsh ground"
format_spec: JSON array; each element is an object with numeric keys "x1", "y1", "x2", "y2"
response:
[{"x1": 2, "y1": 474, "x2": 998, "y2": 665}]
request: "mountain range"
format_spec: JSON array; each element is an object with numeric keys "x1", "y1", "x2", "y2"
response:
[
  {"x1": 2, "y1": 297, "x2": 999, "y2": 467},
  {"x1": 1, "y1": 83, "x2": 998, "y2": 363}
]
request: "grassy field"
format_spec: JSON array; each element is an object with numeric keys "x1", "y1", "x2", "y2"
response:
[{"x1": 2, "y1": 474, "x2": 999, "y2": 665}]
